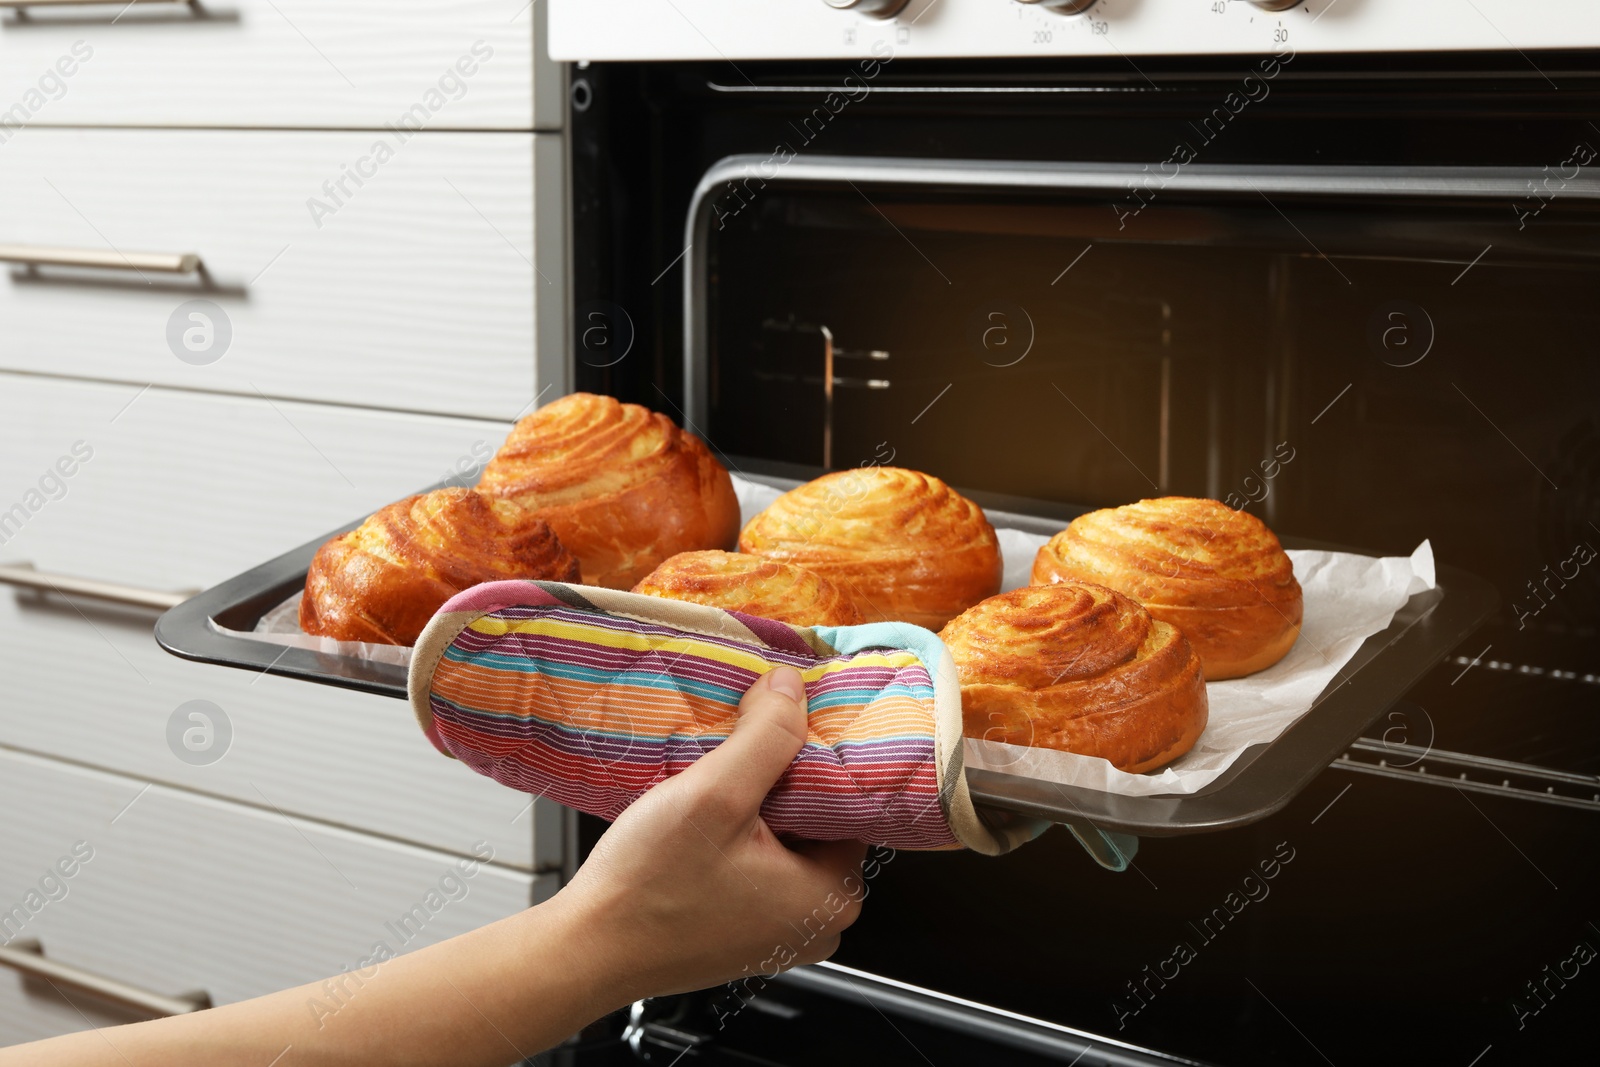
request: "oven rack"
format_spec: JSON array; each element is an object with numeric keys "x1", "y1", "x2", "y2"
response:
[{"x1": 1334, "y1": 738, "x2": 1600, "y2": 813}]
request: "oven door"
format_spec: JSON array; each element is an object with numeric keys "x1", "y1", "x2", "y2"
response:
[
  {"x1": 570, "y1": 59, "x2": 1600, "y2": 1067},
  {"x1": 603, "y1": 165, "x2": 1600, "y2": 1067},
  {"x1": 682, "y1": 155, "x2": 1599, "y2": 1065}
]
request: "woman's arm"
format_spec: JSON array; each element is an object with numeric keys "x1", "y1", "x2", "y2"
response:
[{"x1": 5, "y1": 665, "x2": 863, "y2": 1067}]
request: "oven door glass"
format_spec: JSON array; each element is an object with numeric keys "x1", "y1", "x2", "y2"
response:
[
  {"x1": 695, "y1": 160, "x2": 1600, "y2": 771},
  {"x1": 685, "y1": 160, "x2": 1600, "y2": 1065}
]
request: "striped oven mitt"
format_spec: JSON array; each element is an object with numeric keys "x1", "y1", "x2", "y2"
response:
[{"x1": 408, "y1": 580, "x2": 1131, "y2": 864}]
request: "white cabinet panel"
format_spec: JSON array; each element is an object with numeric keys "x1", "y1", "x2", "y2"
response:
[
  {"x1": 0, "y1": 376, "x2": 561, "y2": 868},
  {"x1": 0, "y1": 0, "x2": 551, "y2": 130},
  {"x1": 0, "y1": 129, "x2": 561, "y2": 420},
  {"x1": 0, "y1": 750, "x2": 551, "y2": 1023},
  {"x1": 0, "y1": 599, "x2": 554, "y2": 870},
  {"x1": 0, "y1": 375, "x2": 514, "y2": 589}
]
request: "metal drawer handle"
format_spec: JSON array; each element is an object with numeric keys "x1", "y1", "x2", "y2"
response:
[
  {"x1": 0, "y1": 563, "x2": 193, "y2": 612},
  {"x1": 0, "y1": 0, "x2": 193, "y2": 8},
  {"x1": 0, "y1": 940, "x2": 211, "y2": 1018},
  {"x1": 0, "y1": 244, "x2": 201, "y2": 275}
]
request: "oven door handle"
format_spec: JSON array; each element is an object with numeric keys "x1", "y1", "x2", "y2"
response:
[{"x1": 681, "y1": 154, "x2": 1597, "y2": 429}]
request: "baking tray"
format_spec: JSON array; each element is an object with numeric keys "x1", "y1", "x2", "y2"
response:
[{"x1": 154, "y1": 475, "x2": 1499, "y2": 837}]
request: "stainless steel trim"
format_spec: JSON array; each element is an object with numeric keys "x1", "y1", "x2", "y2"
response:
[
  {"x1": 820, "y1": 324, "x2": 835, "y2": 470},
  {"x1": 1157, "y1": 354, "x2": 1172, "y2": 492},
  {"x1": 777, "y1": 961, "x2": 1207, "y2": 1066},
  {"x1": 531, "y1": 796, "x2": 568, "y2": 874},
  {"x1": 0, "y1": 564, "x2": 193, "y2": 612},
  {"x1": 534, "y1": 134, "x2": 571, "y2": 403},
  {"x1": 708, "y1": 83, "x2": 1159, "y2": 94},
  {"x1": 682, "y1": 155, "x2": 1600, "y2": 430},
  {"x1": 0, "y1": 940, "x2": 210, "y2": 1018},
  {"x1": 560, "y1": 803, "x2": 581, "y2": 885},
  {"x1": 0, "y1": 244, "x2": 200, "y2": 274},
  {"x1": 532, "y1": 0, "x2": 567, "y2": 132}
]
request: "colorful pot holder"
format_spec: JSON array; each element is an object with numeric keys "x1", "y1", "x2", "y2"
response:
[{"x1": 408, "y1": 580, "x2": 1135, "y2": 866}]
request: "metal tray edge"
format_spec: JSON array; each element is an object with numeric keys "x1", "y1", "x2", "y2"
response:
[{"x1": 153, "y1": 478, "x2": 1499, "y2": 835}]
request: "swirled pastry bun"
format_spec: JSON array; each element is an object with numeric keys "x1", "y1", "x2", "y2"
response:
[
  {"x1": 631, "y1": 551, "x2": 865, "y2": 627},
  {"x1": 300, "y1": 488, "x2": 579, "y2": 645},
  {"x1": 738, "y1": 467, "x2": 1002, "y2": 630},
  {"x1": 478, "y1": 392, "x2": 740, "y2": 589},
  {"x1": 939, "y1": 583, "x2": 1208, "y2": 773},
  {"x1": 1032, "y1": 497, "x2": 1301, "y2": 680}
]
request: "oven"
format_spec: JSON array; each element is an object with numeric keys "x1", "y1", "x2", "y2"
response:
[{"x1": 548, "y1": 4, "x2": 1600, "y2": 1065}]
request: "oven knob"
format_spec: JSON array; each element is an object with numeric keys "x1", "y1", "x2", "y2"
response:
[
  {"x1": 1014, "y1": 0, "x2": 1100, "y2": 12},
  {"x1": 823, "y1": 0, "x2": 911, "y2": 17},
  {"x1": 1011, "y1": 0, "x2": 1100, "y2": 12},
  {"x1": 1243, "y1": 0, "x2": 1303, "y2": 9}
]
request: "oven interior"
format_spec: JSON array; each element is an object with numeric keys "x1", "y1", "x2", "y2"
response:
[
  {"x1": 704, "y1": 181, "x2": 1600, "y2": 777},
  {"x1": 570, "y1": 57, "x2": 1600, "y2": 1066}
]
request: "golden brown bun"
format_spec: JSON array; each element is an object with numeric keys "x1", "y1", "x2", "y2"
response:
[
  {"x1": 477, "y1": 392, "x2": 740, "y2": 589},
  {"x1": 300, "y1": 488, "x2": 579, "y2": 646},
  {"x1": 738, "y1": 467, "x2": 1002, "y2": 630},
  {"x1": 1031, "y1": 497, "x2": 1302, "y2": 680},
  {"x1": 631, "y1": 551, "x2": 865, "y2": 627},
  {"x1": 939, "y1": 583, "x2": 1208, "y2": 774}
]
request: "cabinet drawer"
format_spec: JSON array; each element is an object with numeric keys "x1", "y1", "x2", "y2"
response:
[
  {"x1": 0, "y1": 598, "x2": 557, "y2": 870},
  {"x1": 0, "y1": 750, "x2": 552, "y2": 1021},
  {"x1": 0, "y1": 375, "x2": 516, "y2": 589},
  {"x1": 0, "y1": 0, "x2": 554, "y2": 130},
  {"x1": 0, "y1": 129, "x2": 563, "y2": 420},
  {"x1": 0, "y1": 376, "x2": 557, "y2": 867}
]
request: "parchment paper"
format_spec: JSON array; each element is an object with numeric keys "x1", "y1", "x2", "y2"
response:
[
  {"x1": 966, "y1": 535, "x2": 1436, "y2": 797},
  {"x1": 230, "y1": 592, "x2": 414, "y2": 668},
  {"x1": 220, "y1": 474, "x2": 1437, "y2": 802}
]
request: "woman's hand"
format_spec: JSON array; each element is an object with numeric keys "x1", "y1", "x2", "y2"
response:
[
  {"x1": 548, "y1": 664, "x2": 868, "y2": 1009},
  {"x1": 3, "y1": 665, "x2": 867, "y2": 1067}
]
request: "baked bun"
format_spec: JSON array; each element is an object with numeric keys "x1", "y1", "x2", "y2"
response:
[
  {"x1": 738, "y1": 467, "x2": 1002, "y2": 630},
  {"x1": 939, "y1": 583, "x2": 1208, "y2": 773},
  {"x1": 477, "y1": 392, "x2": 740, "y2": 589},
  {"x1": 1032, "y1": 497, "x2": 1302, "y2": 680},
  {"x1": 631, "y1": 550, "x2": 865, "y2": 627},
  {"x1": 300, "y1": 488, "x2": 579, "y2": 645}
]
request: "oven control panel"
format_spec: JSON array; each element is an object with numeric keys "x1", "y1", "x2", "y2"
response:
[{"x1": 549, "y1": 0, "x2": 1599, "y2": 61}]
